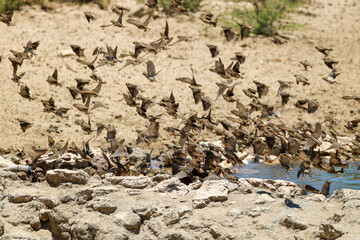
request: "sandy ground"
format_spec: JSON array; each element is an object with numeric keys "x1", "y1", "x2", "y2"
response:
[{"x1": 0, "y1": 0, "x2": 359, "y2": 152}]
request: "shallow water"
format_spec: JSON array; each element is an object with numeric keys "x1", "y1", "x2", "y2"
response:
[{"x1": 235, "y1": 162, "x2": 360, "y2": 196}]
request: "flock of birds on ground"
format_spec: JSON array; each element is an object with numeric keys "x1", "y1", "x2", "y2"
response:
[{"x1": 1, "y1": 0, "x2": 360, "y2": 197}]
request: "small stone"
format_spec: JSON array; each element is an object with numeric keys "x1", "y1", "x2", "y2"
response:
[
  {"x1": 87, "y1": 198, "x2": 117, "y2": 215},
  {"x1": 280, "y1": 215, "x2": 308, "y2": 230},
  {"x1": 8, "y1": 193, "x2": 35, "y2": 203},
  {"x1": 226, "y1": 208, "x2": 241, "y2": 219},
  {"x1": 115, "y1": 211, "x2": 141, "y2": 233},
  {"x1": 38, "y1": 196, "x2": 59, "y2": 209},
  {"x1": 303, "y1": 193, "x2": 327, "y2": 202},
  {"x1": 192, "y1": 180, "x2": 228, "y2": 209},
  {"x1": 163, "y1": 210, "x2": 180, "y2": 225},
  {"x1": 30, "y1": 219, "x2": 41, "y2": 231},
  {"x1": 107, "y1": 176, "x2": 151, "y2": 189},
  {"x1": 147, "y1": 219, "x2": 164, "y2": 237},
  {"x1": 46, "y1": 169, "x2": 89, "y2": 186},
  {"x1": 316, "y1": 222, "x2": 344, "y2": 240},
  {"x1": 132, "y1": 204, "x2": 152, "y2": 220},
  {"x1": 177, "y1": 205, "x2": 192, "y2": 217},
  {"x1": 153, "y1": 178, "x2": 185, "y2": 193},
  {"x1": 39, "y1": 209, "x2": 52, "y2": 222},
  {"x1": 254, "y1": 194, "x2": 275, "y2": 204},
  {"x1": 0, "y1": 220, "x2": 4, "y2": 237},
  {"x1": 238, "y1": 178, "x2": 253, "y2": 193},
  {"x1": 152, "y1": 174, "x2": 171, "y2": 182}
]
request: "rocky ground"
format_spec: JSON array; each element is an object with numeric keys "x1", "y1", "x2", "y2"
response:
[{"x1": 1, "y1": 161, "x2": 360, "y2": 240}]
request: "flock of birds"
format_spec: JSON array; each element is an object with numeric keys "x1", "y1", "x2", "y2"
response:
[{"x1": 1, "y1": 0, "x2": 359, "y2": 197}]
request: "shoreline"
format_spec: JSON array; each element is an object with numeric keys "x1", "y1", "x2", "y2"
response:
[{"x1": 1, "y1": 165, "x2": 360, "y2": 239}]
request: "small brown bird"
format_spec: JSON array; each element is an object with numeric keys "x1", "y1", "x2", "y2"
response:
[
  {"x1": 143, "y1": 60, "x2": 161, "y2": 82},
  {"x1": 23, "y1": 40, "x2": 40, "y2": 55},
  {"x1": 70, "y1": 44, "x2": 85, "y2": 57},
  {"x1": 315, "y1": 46, "x2": 332, "y2": 56},
  {"x1": 126, "y1": 14, "x2": 151, "y2": 31},
  {"x1": 189, "y1": 85, "x2": 203, "y2": 104},
  {"x1": 47, "y1": 69, "x2": 60, "y2": 85},
  {"x1": 231, "y1": 52, "x2": 246, "y2": 64},
  {"x1": 323, "y1": 57, "x2": 339, "y2": 69},
  {"x1": 201, "y1": 96, "x2": 212, "y2": 111},
  {"x1": 271, "y1": 36, "x2": 287, "y2": 45},
  {"x1": 17, "y1": 118, "x2": 32, "y2": 133},
  {"x1": 168, "y1": 35, "x2": 192, "y2": 46},
  {"x1": 126, "y1": 83, "x2": 143, "y2": 98},
  {"x1": 280, "y1": 92, "x2": 295, "y2": 105},
  {"x1": 170, "y1": 0, "x2": 185, "y2": 11},
  {"x1": 0, "y1": 10, "x2": 13, "y2": 25},
  {"x1": 294, "y1": 74, "x2": 310, "y2": 86},
  {"x1": 279, "y1": 153, "x2": 292, "y2": 174},
  {"x1": 207, "y1": 45, "x2": 219, "y2": 58},
  {"x1": 101, "y1": 9, "x2": 125, "y2": 28},
  {"x1": 19, "y1": 84, "x2": 33, "y2": 100},
  {"x1": 253, "y1": 81, "x2": 269, "y2": 98},
  {"x1": 200, "y1": 12, "x2": 217, "y2": 27},
  {"x1": 321, "y1": 181, "x2": 331, "y2": 197},
  {"x1": 277, "y1": 80, "x2": 293, "y2": 96},
  {"x1": 145, "y1": 0, "x2": 159, "y2": 9},
  {"x1": 176, "y1": 66, "x2": 201, "y2": 86},
  {"x1": 238, "y1": 23, "x2": 251, "y2": 40},
  {"x1": 222, "y1": 26, "x2": 235, "y2": 41},
  {"x1": 300, "y1": 60, "x2": 312, "y2": 70},
  {"x1": 123, "y1": 93, "x2": 137, "y2": 107},
  {"x1": 41, "y1": 97, "x2": 56, "y2": 112},
  {"x1": 209, "y1": 58, "x2": 228, "y2": 78},
  {"x1": 306, "y1": 99, "x2": 319, "y2": 114},
  {"x1": 84, "y1": 12, "x2": 96, "y2": 23}
]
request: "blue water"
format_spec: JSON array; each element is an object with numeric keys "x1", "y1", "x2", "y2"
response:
[{"x1": 235, "y1": 162, "x2": 360, "y2": 196}]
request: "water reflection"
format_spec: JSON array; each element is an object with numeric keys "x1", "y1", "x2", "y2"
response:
[{"x1": 235, "y1": 162, "x2": 360, "y2": 195}]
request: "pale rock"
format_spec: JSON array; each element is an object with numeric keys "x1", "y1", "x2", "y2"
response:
[
  {"x1": 226, "y1": 208, "x2": 241, "y2": 219},
  {"x1": 180, "y1": 220, "x2": 203, "y2": 230},
  {"x1": 127, "y1": 189, "x2": 141, "y2": 195},
  {"x1": 237, "y1": 178, "x2": 253, "y2": 193},
  {"x1": 46, "y1": 169, "x2": 89, "y2": 186},
  {"x1": 70, "y1": 219, "x2": 99, "y2": 240},
  {"x1": 8, "y1": 193, "x2": 36, "y2": 203},
  {"x1": 107, "y1": 176, "x2": 151, "y2": 189},
  {"x1": 209, "y1": 226, "x2": 222, "y2": 239},
  {"x1": 152, "y1": 178, "x2": 185, "y2": 193},
  {"x1": 115, "y1": 211, "x2": 141, "y2": 233},
  {"x1": 86, "y1": 198, "x2": 117, "y2": 215},
  {"x1": 342, "y1": 199, "x2": 360, "y2": 210},
  {"x1": 225, "y1": 181, "x2": 238, "y2": 192},
  {"x1": 280, "y1": 215, "x2": 308, "y2": 230},
  {"x1": 188, "y1": 180, "x2": 202, "y2": 190},
  {"x1": 39, "y1": 209, "x2": 52, "y2": 222},
  {"x1": 132, "y1": 204, "x2": 152, "y2": 220},
  {"x1": 160, "y1": 229, "x2": 190, "y2": 240},
  {"x1": 177, "y1": 205, "x2": 192, "y2": 217},
  {"x1": 242, "y1": 207, "x2": 269, "y2": 218},
  {"x1": 152, "y1": 174, "x2": 171, "y2": 182},
  {"x1": 163, "y1": 209, "x2": 180, "y2": 225},
  {"x1": 192, "y1": 180, "x2": 228, "y2": 209},
  {"x1": 254, "y1": 194, "x2": 275, "y2": 204},
  {"x1": 327, "y1": 213, "x2": 344, "y2": 223},
  {"x1": 303, "y1": 193, "x2": 327, "y2": 202},
  {"x1": 37, "y1": 196, "x2": 59, "y2": 209},
  {"x1": 330, "y1": 189, "x2": 360, "y2": 202},
  {"x1": 30, "y1": 218, "x2": 41, "y2": 231},
  {"x1": 147, "y1": 219, "x2": 165, "y2": 237},
  {"x1": 221, "y1": 218, "x2": 234, "y2": 227},
  {"x1": 316, "y1": 222, "x2": 344, "y2": 240}
]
